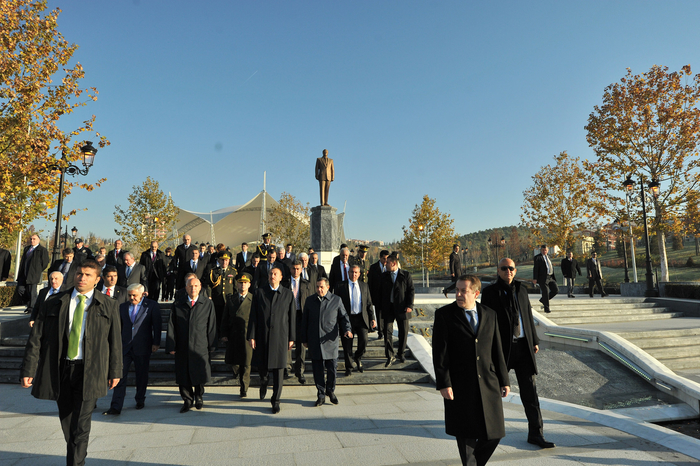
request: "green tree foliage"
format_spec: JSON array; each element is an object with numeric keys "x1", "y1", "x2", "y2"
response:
[
  {"x1": 113, "y1": 177, "x2": 177, "y2": 252},
  {"x1": 399, "y1": 195, "x2": 456, "y2": 272},
  {"x1": 593, "y1": 228, "x2": 606, "y2": 253},
  {"x1": 521, "y1": 151, "x2": 607, "y2": 253},
  {"x1": 585, "y1": 65, "x2": 700, "y2": 282},
  {"x1": 267, "y1": 192, "x2": 310, "y2": 252}
]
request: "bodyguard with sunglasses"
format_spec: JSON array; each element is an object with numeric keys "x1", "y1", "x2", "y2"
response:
[{"x1": 480, "y1": 258, "x2": 555, "y2": 450}]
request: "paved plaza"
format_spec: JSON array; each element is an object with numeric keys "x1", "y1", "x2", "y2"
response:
[{"x1": 1, "y1": 382, "x2": 699, "y2": 465}]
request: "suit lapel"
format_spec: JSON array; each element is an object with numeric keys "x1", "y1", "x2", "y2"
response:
[{"x1": 453, "y1": 303, "x2": 475, "y2": 335}]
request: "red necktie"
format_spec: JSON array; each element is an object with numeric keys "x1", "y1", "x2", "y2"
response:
[
  {"x1": 191, "y1": 299, "x2": 195, "y2": 307},
  {"x1": 106, "y1": 288, "x2": 111, "y2": 297}
]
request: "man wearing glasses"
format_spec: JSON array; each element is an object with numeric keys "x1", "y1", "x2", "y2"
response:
[{"x1": 481, "y1": 258, "x2": 555, "y2": 450}]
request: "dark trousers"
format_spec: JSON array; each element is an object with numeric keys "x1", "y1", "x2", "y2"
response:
[
  {"x1": 18, "y1": 283, "x2": 39, "y2": 311},
  {"x1": 179, "y1": 384, "x2": 204, "y2": 405},
  {"x1": 456, "y1": 437, "x2": 500, "y2": 466},
  {"x1": 538, "y1": 275, "x2": 558, "y2": 310},
  {"x1": 374, "y1": 306, "x2": 382, "y2": 335},
  {"x1": 311, "y1": 358, "x2": 337, "y2": 396},
  {"x1": 232, "y1": 363, "x2": 251, "y2": 392},
  {"x1": 57, "y1": 361, "x2": 96, "y2": 466},
  {"x1": 293, "y1": 315, "x2": 307, "y2": 376},
  {"x1": 110, "y1": 349, "x2": 151, "y2": 410},
  {"x1": 259, "y1": 367, "x2": 284, "y2": 403},
  {"x1": 163, "y1": 274, "x2": 175, "y2": 300},
  {"x1": 342, "y1": 314, "x2": 368, "y2": 366},
  {"x1": 588, "y1": 276, "x2": 606, "y2": 297},
  {"x1": 384, "y1": 318, "x2": 409, "y2": 358},
  {"x1": 509, "y1": 338, "x2": 543, "y2": 437},
  {"x1": 564, "y1": 277, "x2": 575, "y2": 296},
  {"x1": 147, "y1": 273, "x2": 160, "y2": 301}
]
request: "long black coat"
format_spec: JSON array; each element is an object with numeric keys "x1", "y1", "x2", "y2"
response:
[
  {"x1": 0, "y1": 248, "x2": 11, "y2": 281},
  {"x1": 300, "y1": 292, "x2": 351, "y2": 360},
  {"x1": 560, "y1": 258, "x2": 581, "y2": 279},
  {"x1": 481, "y1": 278, "x2": 539, "y2": 374},
  {"x1": 432, "y1": 302, "x2": 508, "y2": 440},
  {"x1": 247, "y1": 286, "x2": 295, "y2": 370},
  {"x1": 221, "y1": 292, "x2": 253, "y2": 366},
  {"x1": 17, "y1": 244, "x2": 49, "y2": 285},
  {"x1": 120, "y1": 298, "x2": 161, "y2": 356},
  {"x1": 139, "y1": 249, "x2": 166, "y2": 280},
  {"x1": 532, "y1": 253, "x2": 555, "y2": 282},
  {"x1": 367, "y1": 260, "x2": 385, "y2": 305},
  {"x1": 20, "y1": 289, "x2": 122, "y2": 400},
  {"x1": 379, "y1": 269, "x2": 415, "y2": 321},
  {"x1": 166, "y1": 294, "x2": 217, "y2": 385}
]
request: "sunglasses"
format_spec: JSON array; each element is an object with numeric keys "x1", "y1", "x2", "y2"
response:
[{"x1": 500, "y1": 266, "x2": 515, "y2": 272}]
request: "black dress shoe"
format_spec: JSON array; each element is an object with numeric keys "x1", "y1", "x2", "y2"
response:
[
  {"x1": 272, "y1": 402, "x2": 281, "y2": 414},
  {"x1": 135, "y1": 402, "x2": 145, "y2": 410},
  {"x1": 327, "y1": 392, "x2": 338, "y2": 405},
  {"x1": 385, "y1": 356, "x2": 396, "y2": 368},
  {"x1": 102, "y1": 408, "x2": 121, "y2": 415},
  {"x1": 298, "y1": 374, "x2": 306, "y2": 385},
  {"x1": 527, "y1": 435, "x2": 555, "y2": 448},
  {"x1": 240, "y1": 389, "x2": 247, "y2": 398},
  {"x1": 260, "y1": 385, "x2": 268, "y2": 400},
  {"x1": 397, "y1": 355, "x2": 406, "y2": 363},
  {"x1": 284, "y1": 369, "x2": 291, "y2": 379},
  {"x1": 194, "y1": 397, "x2": 203, "y2": 410},
  {"x1": 377, "y1": 332, "x2": 383, "y2": 339},
  {"x1": 180, "y1": 403, "x2": 191, "y2": 413},
  {"x1": 345, "y1": 369, "x2": 352, "y2": 376},
  {"x1": 314, "y1": 396, "x2": 325, "y2": 406},
  {"x1": 544, "y1": 309, "x2": 551, "y2": 313},
  {"x1": 354, "y1": 358, "x2": 364, "y2": 373}
]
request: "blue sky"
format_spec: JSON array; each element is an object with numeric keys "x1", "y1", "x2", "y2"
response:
[{"x1": 34, "y1": 0, "x2": 700, "y2": 244}]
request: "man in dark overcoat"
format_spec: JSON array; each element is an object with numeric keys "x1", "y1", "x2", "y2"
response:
[
  {"x1": 367, "y1": 249, "x2": 389, "y2": 338},
  {"x1": 166, "y1": 278, "x2": 216, "y2": 413},
  {"x1": 560, "y1": 251, "x2": 581, "y2": 298},
  {"x1": 336, "y1": 264, "x2": 376, "y2": 375},
  {"x1": 432, "y1": 274, "x2": 510, "y2": 466},
  {"x1": 20, "y1": 259, "x2": 122, "y2": 466},
  {"x1": 139, "y1": 241, "x2": 166, "y2": 300},
  {"x1": 300, "y1": 276, "x2": 352, "y2": 406},
  {"x1": 221, "y1": 273, "x2": 254, "y2": 397},
  {"x1": 0, "y1": 246, "x2": 11, "y2": 281},
  {"x1": 532, "y1": 245, "x2": 558, "y2": 313},
  {"x1": 286, "y1": 260, "x2": 313, "y2": 384},
  {"x1": 17, "y1": 233, "x2": 50, "y2": 315},
  {"x1": 247, "y1": 267, "x2": 295, "y2": 414},
  {"x1": 378, "y1": 254, "x2": 414, "y2": 367},
  {"x1": 586, "y1": 251, "x2": 608, "y2": 297},
  {"x1": 481, "y1": 258, "x2": 555, "y2": 449}
]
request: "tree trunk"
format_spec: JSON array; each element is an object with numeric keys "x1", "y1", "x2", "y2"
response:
[{"x1": 657, "y1": 231, "x2": 670, "y2": 282}]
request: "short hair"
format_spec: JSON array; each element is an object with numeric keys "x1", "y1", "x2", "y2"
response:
[
  {"x1": 277, "y1": 247, "x2": 285, "y2": 253},
  {"x1": 241, "y1": 242, "x2": 248, "y2": 247},
  {"x1": 286, "y1": 243, "x2": 292, "y2": 248},
  {"x1": 291, "y1": 260, "x2": 302, "y2": 268},
  {"x1": 541, "y1": 245, "x2": 547, "y2": 249},
  {"x1": 379, "y1": 250, "x2": 390, "y2": 258},
  {"x1": 95, "y1": 253, "x2": 105, "y2": 261},
  {"x1": 78, "y1": 259, "x2": 101, "y2": 277},
  {"x1": 103, "y1": 265, "x2": 118, "y2": 276},
  {"x1": 453, "y1": 244, "x2": 459, "y2": 249},
  {"x1": 268, "y1": 264, "x2": 284, "y2": 276},
  {"x1": 340, "y1": 247, "x2": 350, "y2": 255},
  {"x1": 316, "y1": 277, "x2": 330, "y2": 287},
  {"x1": 49, "y1": 271, "x2": 63, "y2": 280},
  {"x1": 386, "y1": 254, "x2": 398, "y2": 264},
  {"x1": 216, "y1": 243, "x2": 225, "y2": 251},
  {"x1": 123, "y1": 251, "x2": 134, "y2": 260},
  {"x1": 62, "y1": 247, "x2": 73, "y2": 256},
  {"x1": 127, "y1": 283, "x2": 145, "y2": 293},
  {"x1": 166, "y1": 247, "x2": 173, "y2": 253},
  {"x1": 252, "y1": 253, "x2": 260, "y2": 259},
  {"x1": 185, "y1": 273, "x2": 196, "y2": 280},
  {"x1": 457, "y1": 274, "x2": 481, "y2": 292},
  {"x1": 298, "y1": 252, "x2": 308, "y2": 260},
  {"x1": 350, "y1": 264, "x2": 360, "y2": 271}
]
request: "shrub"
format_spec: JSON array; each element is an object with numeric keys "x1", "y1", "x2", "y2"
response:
[
  {"x1": 0, "y1": 286, "x2": 22, "y2": 308},
  {"x1": 664, "y1": 284, "x2": 700, "y2": 300}
]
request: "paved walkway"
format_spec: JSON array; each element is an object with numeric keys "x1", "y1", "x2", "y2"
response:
[{"x1": 1, "y1": 383, "x2": 699, "y2": 465}]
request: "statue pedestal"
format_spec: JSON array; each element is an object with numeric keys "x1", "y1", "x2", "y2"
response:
[{"x1": 311, "y1": 205, "x2": 339, "y2": 271}]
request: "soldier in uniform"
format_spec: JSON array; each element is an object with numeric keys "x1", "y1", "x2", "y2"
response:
[
  {"x1": 256, "y1": 233, "x2": 276, "y2": 263},
  {"x1": 221, "y1": 273, "x2": 254, "y2": 397},
  {"x1": 204, "y1": 252, "x2": 237, "y2": 335},
  {"x1": 351, "y1": 244, "x2": 370, "y2": 283}
]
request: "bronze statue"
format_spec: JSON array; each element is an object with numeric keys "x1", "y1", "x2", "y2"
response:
[{"x1": 315, "y1": 149, "x2": 334, "y2": 206}]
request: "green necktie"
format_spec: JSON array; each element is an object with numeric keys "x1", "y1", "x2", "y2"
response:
[{"x1": 67, "y1": 295, "x2": 86, "y2": 359}]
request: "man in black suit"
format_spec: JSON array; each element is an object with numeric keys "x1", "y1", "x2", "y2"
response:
[
  {"x1": 254, "y1": 249, "x2": 289, "y2": 289},
  {"x1": 336, "y1": 264, "x2": 376, "y2": 376},
  {"x1": 0, "y1": 246, "x2": 11, "y2": 281},
  {"x1": 177, "y1": 248, "x2": 206, "y2": 290},
  {"x1": 560, "y1": 251, "x2": 582, "y2": 298},
  {"x1": 328, "y1": 247, "x2": 351, "y2": 292},
  {"x1": 300, "y1": 276, "x2": 352, "y2": 406},
  {"x1": 586, "y1": 251, "x2": 608, "y2": 297},
  {"x1": 139, "y1": 241, "x2": 166, "y2": 300},
  {"x1": 449, "y1": 244, "x2": 462, "y2": 282},
  {"x1": 174, "y1": 234, "x2": 194, "y2": 289},
  {"x1": 20, "y1": 259, "x2": 121, "y2": 466},
  {"x1": 297, "y1": 252, "x2": 317, "y2": 286},
  {"x1": 309, "y1": 252, "x2": 327, "y2": 279},
  {"x1": 106, "y1": 239, "x2": 126, "y2": 267},
  {"x1": 118, "y1": 252, "x2": 148, "y2": 290},
  {"x1": 235, "y1": 242, "x2": 252, "y2": 272},
  {"x1": 481, "y1": 258, "x2": 555, "y2": 450},
  {"x1": 433, "y1": 274, "x2": 510, "y2": 466},
  {"x1": 17, "y1": 234, "x2": 50, "y2": 314},
  {"x1": 104, "y1": 284, "x2": 161, "y2": 415},
  {"x1": 378, "y1": 254, "x2": 414, "y2": 367},
  {"x1": 287, "y1": 260, "x2": 313, "y2": 384},
  {"x1": 243, "y1": 254, "x2": 260, "y2": 288},
  {"x1": 99, "y1": 266, "x2": 128, "y2": 306},
  {"x1": 48, "y1": 248, "x2": 82, "y2": 291},
  {"x1": 29, "y1": 271, "x2": 63, "y2": 327},
  {"x1": 532, "y1": 245, "x2": 558, "y2": 313},
  {"x1": 248, "y1": 267, "x2": 295, "y2": 414},
  {"x1": 278, "y1": 246, "x2": 293, "y2": 271},
  {"x1": 367, "y1": 249, "x2": 389, "y2": 339}
]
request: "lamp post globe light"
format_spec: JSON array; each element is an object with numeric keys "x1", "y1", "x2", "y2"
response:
[
  {"x1": 622, "y1": 175, "x2": 659, "y2": 297},
  {"x1": 49, "y1": 142, "x2": 98, "y2": 263}
]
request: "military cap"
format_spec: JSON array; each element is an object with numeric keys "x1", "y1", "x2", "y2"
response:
[
  {"x1": 358, "y1": 245, "x2": 369, "y2": 252},
  {"x1": 237, "y1": 272, "x2": 252, "y2": 283},
  {"x1": 75, "y1": 238, "x2": 83, "y2": 244},
  {"x1": 219, "y1": 252, "x2": 231, "y2": 260},
  {"x1": 262, "y1": 233, "x2": 271, "y2": 239}
]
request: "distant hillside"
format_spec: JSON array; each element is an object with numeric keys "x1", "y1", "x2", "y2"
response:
[{"x1": 458, "y1": 225, "x2": 537, "y2": 263}]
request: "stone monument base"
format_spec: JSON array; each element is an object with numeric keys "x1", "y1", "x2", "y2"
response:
[{"x1": 310, "y1": 205, "x2": 339, "y2": 271}]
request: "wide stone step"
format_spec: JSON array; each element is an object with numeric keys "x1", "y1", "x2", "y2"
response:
[
  {"x1": 535, "y1": 302, "x2": 666, "y2": 311},
  {"x1": 541, "y1": 308, "x2": 674, "y2": 318},
  {"x1": 550, "y1": 312, "x2": 684, "y2": 325},
  {"x1": 656, "y1": 356, "x2": 700, "y2": 371},
  {"x1": 641, "y1": 345, "x2": 700, "y2": 360},
  {"x1": 618, "y1": 328, "x2": 700, "y2": 340},
  {"x1": 625, "y1": 334, "x2": 700, "y2": 349}
]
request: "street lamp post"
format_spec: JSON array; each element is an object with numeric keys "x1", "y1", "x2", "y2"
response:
[
  {"x1": 500, "y1": 236, "x2": 506, "y2": 263},
  {"x1": 418, "y1": 225, "x2": 425, "y2": 287},
  {"x1": 614, "y1": 219, "x2": 630, "y2": 283},
  {"x1": 622, "y1": 175, "x2": 659, "y2": 297},
  {"x1": 487, "y1": 237, "x2": 492, "y2": 266},
  {"x1": 48, "y1": 142, "x2": 98, "y2": 263}
]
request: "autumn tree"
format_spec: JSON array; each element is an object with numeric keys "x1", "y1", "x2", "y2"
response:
[
  {"x1": 0, "y1": 0, "x2": 109, "y2": 247},
  {"x1": 682, "y1": 190, "x2": 700, "y2": 255},
  {"x1": 399, "y1": 195, "x2": 456, "y2": 273},
  {"x1": 266, "y1": 193, "x2": 310, "y2": 252},
  {"x1": 114, "y1": 177, "x2": 177, "y2": 252},
  {"x1": 521, "y1": 151, "x2": 607, "y2": 253},
  {"x1": 585, "y1": 65, "x2": 700, "y2": 282}
]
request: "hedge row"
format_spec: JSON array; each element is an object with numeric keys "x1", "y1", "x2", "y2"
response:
[{"x1": 663, "y1": 284, "x2": 700, "y2": 300}]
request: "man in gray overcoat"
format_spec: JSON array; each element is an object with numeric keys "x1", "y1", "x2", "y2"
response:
[
  {"x1": 247, "y1": 266, "x2": 295, "y2": 414},
  {"x1": 166, "y1": 278, "x2": 217, "y2": 413},
  {"x1": 300, "y1": 277, "x2": 352, "y2": 406}
]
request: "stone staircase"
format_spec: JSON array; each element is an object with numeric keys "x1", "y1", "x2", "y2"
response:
[
  {"x1": 532, "y1": 298, "x2": 681, "y2": 326},
  {"x1": 0, "y1": 303, "x2": 431, "y2": 387},
  {"x1": 616, "y1": 328, "x2": 700, "y2": 373}
]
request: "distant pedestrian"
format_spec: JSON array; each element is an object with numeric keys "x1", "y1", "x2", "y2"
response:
[
  {"x1": 532, "y1": 245, "x2": 558, "y2": 313},
  {"x1": 560, "y1": 251, "x2": 581, "y2": 298},
  {"x1": 586, "y1": 252, "x2": 608, "y2": 298}
]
